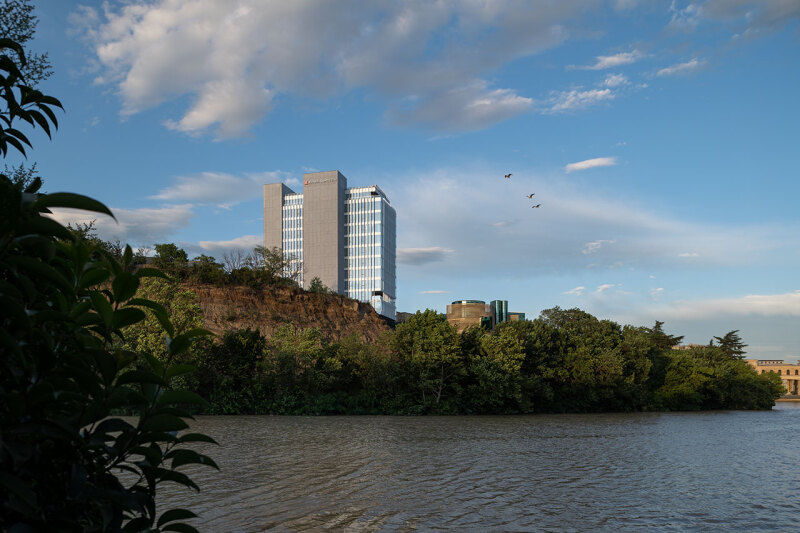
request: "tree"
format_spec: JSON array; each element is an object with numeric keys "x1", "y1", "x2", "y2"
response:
[
  {"x1": 464, "y1": 326, "x2": 526, "y2": 412},
  {"x1": 250, "y1": 245, "x2": 296, "y2": 280},
  {"x1": 1, "y1": 37, "x2": 215, "y2": 531},
  {"x1": 391, "y1": 310, "x2": 463, "y2": 409},
  {"x1": 152, "y1": 242, "x2": 189, "y2": 273},
  {"x1": 0, "y1": 0, "x2": 52, "y2": 86},
  {"x1": 308, "y1": 276, "x2": 331, "y2": 294},
  {"x1": 3, "y1": 160, "x2": 39, "y2": 187},
  {"x1": 188, "y1": 253, "x2": 225, "y2": 284},
  {"x1": 0, "y1": 38, "x2": 61, "y2": 157},
  {"x1": 713, "y1": 330, "x2": 748, "y2": 359},
  {"x1": 647, "y1": 320, "x2": 684, "y2": 350}
]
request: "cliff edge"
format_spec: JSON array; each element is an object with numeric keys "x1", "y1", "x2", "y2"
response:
[{"x1": 189, "y1": 284, "x2": 392, "y2": 343}]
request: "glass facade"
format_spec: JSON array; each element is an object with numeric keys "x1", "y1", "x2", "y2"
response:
[
  {"x1": 344, "y1": 186, "x2": 396, "y2": 320},
  {"x1": 277, "y1": 185, "x2": 396, "y2": 320},
  {"x1": 281, "y1": 194, "x2": 304, "y2": 287}
]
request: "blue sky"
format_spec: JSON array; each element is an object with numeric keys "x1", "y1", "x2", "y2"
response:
[{"x1": 18, "y1": 0, "x2": 800, "y2": 359}]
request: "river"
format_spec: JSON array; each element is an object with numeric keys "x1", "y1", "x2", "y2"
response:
[{"x1": 161, "y1": 402, "x2": 800, "y2": 531}]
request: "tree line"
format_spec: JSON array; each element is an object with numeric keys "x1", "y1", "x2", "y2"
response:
[{"x1": 120, "y1": 275, "x2": 783, "y2": 415}]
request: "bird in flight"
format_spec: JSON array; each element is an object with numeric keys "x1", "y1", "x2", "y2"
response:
[
  {"x1": 531, "y1": 204, "x2": 541, "y2": 208},
  {"x1": 526, "y1": 193, "x2": 535, "y2": 198},
  {"x1": 504, "y1": 173, "x2": 512, "y2": 179}
]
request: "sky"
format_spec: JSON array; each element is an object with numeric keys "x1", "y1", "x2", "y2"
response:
[{"x1": 15, "y1": 0, "x2": 800, "y2": 360}]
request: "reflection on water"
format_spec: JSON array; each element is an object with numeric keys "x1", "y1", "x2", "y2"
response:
[{"x1": 161, "y1": 403, "x2": 800, "y2": 531}]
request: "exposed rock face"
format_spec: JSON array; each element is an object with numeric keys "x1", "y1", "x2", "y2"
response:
[{"x1": 189, "y1": 284, "x2": 392, "y2": 343}]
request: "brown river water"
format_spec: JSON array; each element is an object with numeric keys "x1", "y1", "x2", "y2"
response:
[{"x1": 160, "y1": 403, "x2": 800, "y2": 531}]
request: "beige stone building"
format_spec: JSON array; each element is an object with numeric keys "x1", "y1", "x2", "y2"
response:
[
  {"x1": 445, "y1": 299, "x2": 526, "y2": 332},
  {"x1": 745, "y1": 359, "x2": 800, "y2": 396},
  {"x1": 446, "y1": 300, "x2": 493, "y2": 332}
]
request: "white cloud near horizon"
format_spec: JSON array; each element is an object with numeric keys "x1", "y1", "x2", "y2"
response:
[
  {"x1": 193, "y1": 234, "x2": 263, "y2": 255},
  {"x1": 657, "y1": 58, "x2": 705, "y2": 76},
  {"x1": 388, "y1": 166, "x2": 794, "y2": 279},
  {"x1": 151, "y1": 171, "x2": 290, "y2": 207},
  {"x1": 48, "y1": 205, "x2": 194, "y2": 245},
  {"x1": 650, "y1": 290, "x2": 800, "y2": 320},
  {"x1": 597, "y1": 283, "x2": 615, "y2": 293},
  {"x1": 398, "y1": 247, "x2": 455, "y2": 265},
  {"x1": 566, "y1": 157, "x2": 618, "y2": 173},
  {"x1": 75, "y1": 1, "x2": 594, "y2": 137},
  {"x1": 564, "y1": 286, "x2": 586, "y2": 296}
]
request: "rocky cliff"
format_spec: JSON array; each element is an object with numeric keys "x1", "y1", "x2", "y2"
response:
[{"x1": 189, "y1": 284, "x2": 392, "y2": 343}]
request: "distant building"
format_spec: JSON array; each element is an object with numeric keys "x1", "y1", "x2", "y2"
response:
[
  {"x1": 745, "y1": 359, "x2": 800, "y2": 396},
  {"x1": 672, "y1": 344, "x2": 705, "y2": 351},
  {"x1": 263, "y1": 170, "x2": 396, "y2": 320},
  {"x1": 446, "y1": 299, "x2": 526, "y2": 332},
  {"x1": 446, "y1": 300, "x2": 493, "y2": 332},
  {"x1": 490, "y1": 300, "x2": 525, "y2": 325}
]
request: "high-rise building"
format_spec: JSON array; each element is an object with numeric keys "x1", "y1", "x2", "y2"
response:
[{"x1": 263, "y1": 170, "x2": 396, "y2": 320}]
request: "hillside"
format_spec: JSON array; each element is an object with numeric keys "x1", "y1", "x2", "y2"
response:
[{"x1": 188, "y1": 283, "x2": 392, "y2": 343}]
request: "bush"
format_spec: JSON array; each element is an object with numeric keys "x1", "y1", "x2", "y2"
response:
[{"x1": 0, "y1": 37, "x2": 216, "y2": 532}]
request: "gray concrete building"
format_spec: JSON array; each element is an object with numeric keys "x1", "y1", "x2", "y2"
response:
[{"x1": 263, "y1": 170, "x2": 396, "y2": 320}]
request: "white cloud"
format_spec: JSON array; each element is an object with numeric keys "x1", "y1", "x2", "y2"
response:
[
  {"x1": 397, "y1": 247, "x2": 455, "y2": 265},
  {"x1": 420, "y1": 290, "x2": 449, "y2": 294},
  {"x1": 597, "y1": 283, "x2": 615, "y2": 293},
  {"x1": 573, "y1": 50, "x2": 644, "y2": 70},
  {"x1": 389, "y1": 166, "x2": 794, "y2": 279},
  {"x1": 388, "y1": 81, "x2": 533, "y2": 132},
  {"x1": 652, "y1": 290, "x2": 800, "y2": 320},
  {"x1": 603, "y1": 73, "x2": 629, "y2": 87},
  {"x1": 582, "y1": 239, "x2": 616, "y2": 254},
  {"x1": 195, "y1": 234, "x2": 263, "y2": 255},
  {"x1": 546, "y1": 88, "x2": 615, "y2": 113},
  {"x1": 78, "y1": 1, "x2": 593, "y2": 136},
  {"x1": 678, "y1": 252, "x2": 700, "y2": 257},
  {"x1": 669, "y1": 2, "x2": 703, "y2": 29},
  {"x1": 564, "y1": 286, "x2": 585, "y2": 296},
  {"x1": 566, "y1": 157, "x2": 618, "y2": 173},
  {"x1": 151, "y1": 171, "x2": 290, "y2": 206},
  {"x1": 650, "y1": 287, "x2": 664, "y2": 298},
  {"x1": 49, "y1": 205, "x2": 194, "y2": 245},
  {"x1": 702, "y1": 0, "x2": 800, "y2": 35},
  {"x1": 656, "y1": 58, "x2": 705, "y2": 76}
]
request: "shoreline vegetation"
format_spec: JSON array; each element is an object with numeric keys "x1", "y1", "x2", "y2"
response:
[{"x1": 110, "y1": 241, "x2": 783, "y2": 416}]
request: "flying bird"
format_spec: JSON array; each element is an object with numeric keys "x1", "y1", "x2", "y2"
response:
[
  {"x1": 504, "y1": 173, "x2": 512, "y2": 179},
  {"x1": 531, "y1": 204, "x2": 541, "y2": 208},
  {"x1": 526, "y1": 193, "x2": 535, "y2": 198}
]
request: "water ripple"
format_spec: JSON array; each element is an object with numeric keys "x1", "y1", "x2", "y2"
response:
[{"x1": 158, "y1": 404, "x2": 800, "y2": 531}]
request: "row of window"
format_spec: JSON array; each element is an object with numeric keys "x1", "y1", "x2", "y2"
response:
[{"x1": 762, "y1": 369, "x2": 800, "y2": 375}]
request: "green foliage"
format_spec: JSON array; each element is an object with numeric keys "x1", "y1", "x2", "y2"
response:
[
  {"x1": 0, "y1": 0, "x2": 52, "y2": 85},
  {"x1": 713, "y1": 330, "x2": 748, "y2": 359},
  {"x1": 188, "y1": 254, "x2": 225, "y2": 285},
  {"x1": 0, "y1": 35, "x2": 214, "y2": 531},
  {"x1": 183, "y1": 307, "x2": 780, "y2": 416},
  {"x1": 122, "y1": 277, "x2": 205, "y2": 369},
  {"x1": 0, "y1": 38, "x2": 61, "y2": 157},
  {"x1": 308, "y1": 276, "x2": 333, "y2": 294},
  {"x1": 153, "y1": 243, "x2": 189, "y2": 274},
  {"x1": 3, "y1": 160, "x2": 39, "y2": 188},
  {"x1": 653, "y1": 345, "x2": 781, "y2": 410},
  {"x1": 392, "y1": 310, "x2": 463, "y2": 410},
  {"x1": 0, "y1": 177, "x2": 216, "y2": 531}
]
